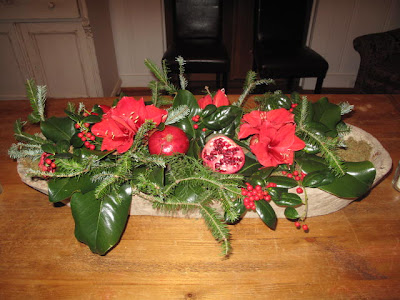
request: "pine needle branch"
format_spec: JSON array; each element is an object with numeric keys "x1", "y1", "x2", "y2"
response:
[
  {"x1": 25, "y1": 79, "x2": 46, "y2": 123},
  {"x1": 165, "y1": 105, "x2": 190, "y2": 125},
  {"x1": 234, "y1": 71, "x2": 274, "y2": 107},
  {"x1": 144, "y1": 58, "x2": 177, "y2": 94},
  {"x1": 13, "y1": 119, "x2": 47, "y2": 145},
  {"x1": 176, "y1": 56, "x2": 188, "y2": 90}
]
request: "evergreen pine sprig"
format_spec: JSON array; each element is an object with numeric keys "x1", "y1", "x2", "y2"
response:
[
  {"x1": 234, "y1": 71, "x2": 274, "y2": 107},
  {"x1": 165, "y1": 105, "x2": 190, "y2": 125},
  {"x1": 144, "y1": 58, "x2": 177, "y2": 95},
  {"x1": 8, "y1": 143, "x2": 43, "y2": 160},
  {"x1": 25, "y1": 79, "x2": 47, "y2": 123},
  {"x1": 176, "y1": 56, "x2": 188, "y2": 90},
  {"x1": 13, "y1": 119, "x2": 46, "y2": 145}
]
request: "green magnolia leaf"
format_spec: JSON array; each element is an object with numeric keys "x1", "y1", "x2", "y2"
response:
[
  {"x1": 56, "y1": 140, "x2": 70, "y2": 153},
  {"x1": 172, "y1": 90, "x2": 200, "y2": 116},
  {"x1": 40, "y1": 116, "x2": 75, "y2": 143},
  {"x1": 48, "y1": 174, "x2": 98, "y2": 202},
  {"x1": 268, "y1": 176, "x2": 297, "y2": 188},
  {"x1": 255, "y1": 200, "x2": 277, "y2": 230},
  {"x1": 202, "y1": 106, "x2": 242, "y2": 131},
  {"x1": 174, "y1": 184, "x2": 202, "y2": 203},
  {"x1": 319, "y1": 161, "x2": 376, "y2": 198},
  {"x1": 302, "y1": 169, "x2": 336, "y2": 187},
  {"x1": 273, "y1": 192, "x2": 303, "y2": 207},
  {"x1": 284, "y1": 207, "x2": 300, "y2": 219},
  {"x1": 298, "y1": 155, "x2": 376, "y2": 198},
  {"x1": 312, "y1": 97, "x2": 341, "y2": 134},
  {"x1": 70, "y1": 183, "x2": 132, "y2": 255}
]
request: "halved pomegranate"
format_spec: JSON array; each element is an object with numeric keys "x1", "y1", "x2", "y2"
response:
[
  {"x1": 148, "y1": 125, "x2": 189, "y2": 155},
  {"x1": 201, "y1": 136, "x2": 245, "y2": 174}
]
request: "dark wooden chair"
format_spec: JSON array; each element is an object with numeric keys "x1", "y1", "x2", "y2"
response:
[
  {"x1": 253, "y1": 0, "x2": 328, "y2": 93},
  {"x1": 162, "y1": 0, "x2": 230, "y2": 91}
]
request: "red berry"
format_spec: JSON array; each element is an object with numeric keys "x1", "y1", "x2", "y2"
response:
[
  {"x1": 247, "y1": 185, "x2": 253, "y2": 191},
  {"x1": 86, "y1": 132, "x2": 92, "y2": 138},
  {"x1": 264, "y1": 195, "x2": 271, "y2": 201},
  {"x1": 282, "y1": 171, "x2": 287, "y2": 175},
  {"x1": 50, "y1": 162, "x2": 56, "y2": 168},
  {"x1": 45, "y1": 158, "x2": 52, "y2": 165},
  {"x1": 193, "y1": 124, "x2": 199, "y2": 129},
  {"x1": 302, "y1": 224, "x2": 309, "y2": 231},
  {"x1": 296, "y1": 187, "x2": 303, "y2": 194},
  {"x1": 74, "y1": 123, "x2": 80, "y2": 129},
  {"x1": 78, "y1": 132, "x2": 84, "y2": 138},
  {"x1": 255, "y1": 185, "x2": 262, "y2": 191},
  {"x1": 84, "y1": 122, "x2": 90, "y2": 128},
  {"x1": 84, "y1": 141, "x2": 91, "y2": 147},
  {"x1": 90, "y1": 135, "x2": 96, "y2": 141},
  {"x1": 202, "y1": 128, "x2": 207, "y2": 132},
  {"x1": 289, "y1": 108, "x2": 294, "y2": 112},
  {"x1": 191, "y1": 116, "x2": 198, "y2": 122},
  {"x1": 287, "y1": 173, "x2": 293, "y2": 178},
  {"x1": 81, "y1": 137, "x2": 87, "y2": 142},
  {"x1": 83, "y1": 112, "x2": 89, "y2": 117},
  {"x1": 294, "y1": 221, "x2": 300, "y2": 228},
  {"x1": 293, "y1": 170, "x2": 299, "y2": 176},
  {"x1": 241, "y1": 190, "x2": 248, "y2": 196},
  {"x1": 295, "y1": 176, "x2": 301, "y2": 181},
  {"x1": 89, "y1": 144, "x2": 96, "y2": 150}
]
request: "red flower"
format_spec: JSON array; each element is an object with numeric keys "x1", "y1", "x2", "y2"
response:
[
  {"x1": 91, "y1": 97, "x2": 168, "y2": 153},
  {"x1": 197, "y1": 89, "x2": 230, "y2": 109},
  {"x1": 238, "y1": 108, "x2": 305, "y2": 167},
  {"x1": 238, "y1": 108, "x2": 294, "y2": 139}
]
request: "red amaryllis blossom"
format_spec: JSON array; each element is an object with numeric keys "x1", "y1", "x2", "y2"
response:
[
  {"x1": 91, "y1": 97, "x2": 168, "y2": 153},
  {"x1": 249, "y1": 123, "x2": 305, "y2": 167},
  {"x1": 238, "y1": 108, "x2": 305, "y2": 167},
  {"x1": 197, "y1": 89, "x2": 230, "y2": 109},
  {"x1": 238, "y1": 108, "x2": 294, "y2": 139}
]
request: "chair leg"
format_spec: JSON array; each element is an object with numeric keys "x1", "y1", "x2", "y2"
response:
[
  {"x1": 315, "y1": 77, "x2": 324, "y2": 94},
  {"x1": 287, "y1": 77, "x2": 295, "y2": 93},
  {"x1": 216, "y1": 73, "x2": 221, "y2": 89},
  {"x1": 222, "y1": 72, "x2": 228, "y2": 92}
]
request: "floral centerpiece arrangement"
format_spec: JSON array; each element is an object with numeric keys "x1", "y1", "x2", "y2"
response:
[{"x1": 9, "y1": 58, "x2": 377, "y2": 256}]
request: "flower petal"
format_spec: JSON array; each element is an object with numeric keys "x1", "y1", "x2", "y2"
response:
[
  {"x1": 198, "y1": 94, "x2": 213, "y2": 109},
  {"x1": 213, "y1": 89, "x2": 230, "y2": 107}
]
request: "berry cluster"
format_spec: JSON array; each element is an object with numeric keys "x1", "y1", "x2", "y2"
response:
[
  {"x1": 282, "y1": 170, "x2": 306, "y2": 194},
  {"x1": 295, "y1": 221, "x2": 309, "y2": 232},
  {"x1": 288, "y1": 103, "x2": 298, "y2": 113},
  {"x1": 38, "y1": 152, "x2": 56, "y2": 173},
  {"x1": 192, "y1": 115, "x2": 207, "y2": 131},
  {"x1": 74, "y1": 111, "x2": 97, "y2": 150},
  {"x1": 241, "y1": 182, "x2": 276, "y2": 210}
]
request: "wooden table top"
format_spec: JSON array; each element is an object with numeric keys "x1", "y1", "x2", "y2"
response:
[{"x1": 0, "y1": 94, "x2": 399, "y2": 299}]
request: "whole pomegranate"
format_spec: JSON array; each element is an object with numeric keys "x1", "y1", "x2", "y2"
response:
[
  {"x1": 201, "y1": 136, "x2": 245, "y2": 174},
  {"x1": 148, "y1": 125, "x2": 189, "y2": 155}
]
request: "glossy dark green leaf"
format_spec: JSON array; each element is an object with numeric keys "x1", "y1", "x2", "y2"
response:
[
  {"x1": 174, "y1": 184, "x2": 202, "y2": 203},
  {"x1": 302, "y1": 169, "x2": 335, "y2": 187},
  {"x1": 172, "y1": 90, "x2": 200, "y2": 116},
  {"x1": 82, "y1": 114, "x2": 102, "y2": 124},
  {"x1": 312, "y1": 97, "x2": 341, "y2": 133},
  {"x1": 284, "y1": 207, "x2": 300, "y2": 219},
  {"x1": 64, "y1": 110, "x2": 81, "y2": 123},
  {"x1": 201, "y1": 104, "x2": 217, "y2": 118},
  {"x1": 76, "y1": 148, "x2": 113, "y2": 160},
  {"x1": 71, "y1": 133, "x2": 84, "y2": 148},
  {"x1": 48, "y1": 174, "x2": 98, "y2": 202},
  {"x1": 267, "y1": 187, "x2": 288, "y2": 201},
  {"x1": 71, "y1": 183, "x2": 132, "y2": 255},
  {"x1": 239, "y1": 154, "x2": 263, "y2": 177},
  {"x1": 302, "y1": 141, "x2": 320, "y2": 154},
  {"x1": 148, "y1": 167, "x2": 165, "y2": 187},
  {"x1": 41, "y1": 143, "x2": 57, "y2": 154},
  {"x1": 40, "y1": 116, "x2": 75, "y2": 143},
  {"x1": 56, "y1": 140, "x2": 70, "y2": 153},
  {"x1": 202, "y1": 105, "x2": 242, "y2": 131},
  {"x1": 186, "y1": 139, "x2": 202, "y2": 159},
  {"x1": 273, "y1": 192, "x2": 302, "y2": 207},
  {"x1": 91, "y1": 104, "x2": 105, "y2": 116},
  {"x1": 298, "y1": 154, "x2": 376, "y2": 198},
  {"x1": 268, "y1": 176, "x2": 297, "y2": 188},
  {"x1": 255, "y1": 200, "x2": 277, "y2": 230}
]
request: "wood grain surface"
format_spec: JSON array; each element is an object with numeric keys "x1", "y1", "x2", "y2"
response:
[{"x1": 0, "y1": 94, "x2": 399, "y2": 299}]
